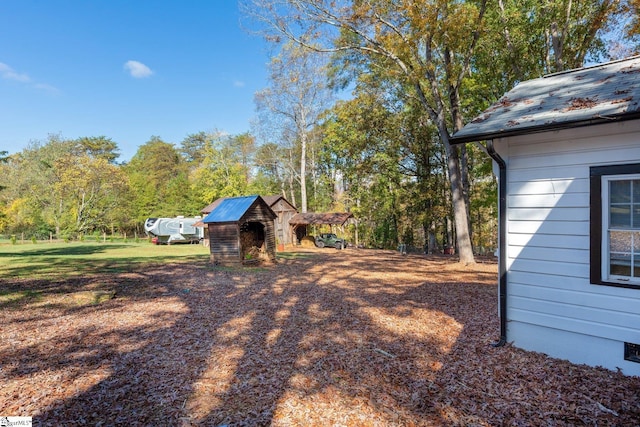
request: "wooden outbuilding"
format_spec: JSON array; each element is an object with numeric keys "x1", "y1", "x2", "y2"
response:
[
  {"x1": 202, "y1": 195, "x2": 277, "y2": 265},
  {"x1": 202, "y1": 195, "x2": 298, "y2": 246},
  {"x1": 450, "y1": 56, "x2": 640, "y2": 376},
  {"x1": 289, "y1": 212, "x2": 353, "y2": 243},
  {"x1": 261, "y1": 195, "x2": 298, "y2": 245}
]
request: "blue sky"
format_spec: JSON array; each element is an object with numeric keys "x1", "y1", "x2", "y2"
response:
[{"x1": 0, "y1": 1, "x2": 271, "y2": 162}]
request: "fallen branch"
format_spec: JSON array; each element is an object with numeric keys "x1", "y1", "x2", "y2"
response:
[
  {"x1": 583, "y1": 394, "x2": 619, "y2": 417},
  {"x1": 374, "y1": 348, "x2": 396, "y2": 358}
]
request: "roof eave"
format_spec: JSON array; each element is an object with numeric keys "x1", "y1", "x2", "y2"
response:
[{"x1": 450, "y1": 112, "x2": 640, "y2": 145}]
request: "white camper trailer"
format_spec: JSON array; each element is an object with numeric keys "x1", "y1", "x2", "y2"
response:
[{"x1": 144, "y1": 216, "x2": 204, "y2": 244}]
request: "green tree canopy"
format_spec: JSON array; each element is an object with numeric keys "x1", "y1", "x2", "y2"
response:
[{"x1": 125, "y1": 136, "x2": 198, "y2": 220}]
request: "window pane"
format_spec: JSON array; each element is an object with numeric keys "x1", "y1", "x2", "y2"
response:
[
  {"x1": 610, "y1": 231, "x2": 631, "y2": 253},
  {"x1": 610, "y1": 252, "x2": 631, "y2": 276},
  {"x1": 611, "y1": 180, "x2": 631, "y2": 203},
  {"x1": 597, "y1": 170, "x2": 640, "y2": 285},
  {"x1": 634, "y1": 205, "x2": 640, "y2": 228},
  {"x1": 633, "y1": 180, "x2": 640, "y2": 201},
  {"x1": 611, "y1": 206, "x2": 631, "y2": 228},
  {"x1": 634, "y1": 258, "x2": 640, "y2": 278}
]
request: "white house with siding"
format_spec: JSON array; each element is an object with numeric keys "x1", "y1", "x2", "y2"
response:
[{"x1": 451, "y1": 56, "x2": 640, "y2": 376}]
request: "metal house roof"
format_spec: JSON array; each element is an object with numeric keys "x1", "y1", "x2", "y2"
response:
[
  {"x1": 202, "y1": 195, "x2": 260, "y2": 223},
  {"x1": 450, "y1": 56, "x2": 640, "y2": 144}
]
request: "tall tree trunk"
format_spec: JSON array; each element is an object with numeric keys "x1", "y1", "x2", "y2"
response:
[
  {"x1": 300, "y1": 130, "x2": 308, "y2": 213},
  {"x1": 550, "y1": 21, "x2": 565, "y2": 71},
  {"x1": 289, "y1": 173, "x2": 296, "y2": 210},
  {"x1": 446, "y1": 71, "x2": 476, "y2": 264},
  {"x1": 416, "y1": 69, "x2": 475, "y2": 263},
  {"x1": 459, "y1": 142, "x2": 473, "y2": 248},
  {"x1": 441, "y1": 129, "x2": 475, "y2": 264}
]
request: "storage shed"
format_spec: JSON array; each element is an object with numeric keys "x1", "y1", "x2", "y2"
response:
[
  {"x1": 202, "y1": 195, "x2": 277, "y2": 265},
  {"x1": 450, "y1": 56, "x2": 640, "y2": 376},
  {"x1": 262, "y1": 195, "x2": 298, "y2": 245},
  {"x1": 202, "y1": 195, "x2": 297, "y2": 246}
]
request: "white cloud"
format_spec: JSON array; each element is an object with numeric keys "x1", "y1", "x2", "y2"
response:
[
  {"x1": 0, "y1": 62, "x2": 59, "y2": 94},
  {"x1": 0, "y1": 62, "x2": 31, "y2": 82},
  {"x1": 33, "y1": 83, "x2": 61, "y2": 94},
  {"x1": 124, "y1": 60, "x2": 153, "y2": 78},
  {"x1": 233, "y1": 80, "x2": 245, "y2": 88}
]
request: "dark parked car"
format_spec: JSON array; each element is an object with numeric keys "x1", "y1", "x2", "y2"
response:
[{"x1": 315, "y1": 233, "x2": 346, "y2": 249}]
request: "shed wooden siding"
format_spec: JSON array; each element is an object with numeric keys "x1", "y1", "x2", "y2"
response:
[
  {"x1": 207, "y1": 223, "x2": 240, "y2": 264},
  {"x1": 498, "y1": 120, "x2": 640, "y2": 373},
  {"x1": 269, "y1": 198, "x2": 297, "y2": 245}
]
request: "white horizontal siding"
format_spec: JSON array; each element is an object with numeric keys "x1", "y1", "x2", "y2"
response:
[
  {"x1": 508, "y1": 233, "x2": 589, "y2": 249},
  {"x1": 508, "y1": 178, "x2": 589, "y2": 195},
  {"x1": 508, "y1": 245, "x2": 588, "y2": 264},
  {"x1": 508, "y1": 148, "x2": 640, "y2": 176},
  {"x1": 510, "y1": 282, "x2": 639, "y2": 314},
  {"x1": 499, "y1": 121, "x2": 640, "y2": 361},
  {"x1": 507, "y1": 120, "x2": 640, "y2": 155},
  {"x1": 508, "y1": 219, "x2": 589, "y2": 235},
  {"x1": 508, "y1": 307, "x2": 638, "y2": 344},
  {"x1": 509, "y1": 270, "x2": 640, "y2": 297},
  {"x1": 507, "y1": 257, "x2": 588, "y2": 279},
  {"x1": 510, "y1": 296, "x2": 637, "y2": 331},
  {"x1": 509, "y1": 140, "x2": 640, "y2": 168},
  {"x1": 508, "y1": 164, "x2": 587, "y2": 182},
  {"x1": 508, "y1": 193, "x2": 588, "y2": 208},
  {"x1": 508, "y1": 207, "x2": 589, "y2": 222}
]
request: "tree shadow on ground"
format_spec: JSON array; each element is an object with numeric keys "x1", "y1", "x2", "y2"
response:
[
  {"x1": 0, "y1": 253, "x2": 209, "y2": 279},
  {"x1": 0, "y1": 244, "x2": 129, "y2": 257},
  {"x1": 1, "y1": 249, "x2": 637, "y2": 426}
]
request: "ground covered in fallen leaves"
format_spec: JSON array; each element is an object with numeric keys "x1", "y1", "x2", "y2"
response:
[{"x1": 1, "y1": 248, "x2": 638, "y2": 426}]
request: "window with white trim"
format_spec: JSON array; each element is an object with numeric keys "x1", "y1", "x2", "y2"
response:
[
  {"x1": 602, "y1": 175, "x2": 640, "y2": 284},
  {"x1": 590, "y1": 164, "x2": 640, "y2": 288}
]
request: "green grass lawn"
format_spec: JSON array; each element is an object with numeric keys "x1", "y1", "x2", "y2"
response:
[{"x1": 0, "y1": 241, "x2": 211, "y2": 279}]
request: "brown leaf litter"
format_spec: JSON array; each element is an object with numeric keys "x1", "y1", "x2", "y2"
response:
[{"x1": 0, "y1": 249, "x2": 638, "y2": 426}]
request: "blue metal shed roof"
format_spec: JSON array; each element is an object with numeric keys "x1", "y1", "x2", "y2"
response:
[
  {"x1": 202, "y1": 195, "x2": 259, "y2": 223},
  {"x1": 451, "y1": 56, "x2": 640, "y2": 144}
]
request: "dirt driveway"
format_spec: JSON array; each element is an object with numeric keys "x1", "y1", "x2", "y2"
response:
[{"x1": 1, "y1": 248, "x2": 638, "y2": 426}]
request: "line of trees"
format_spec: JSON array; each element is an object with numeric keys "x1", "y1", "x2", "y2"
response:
[
  {"x1": 1, "y1": 1, "x2": 638, "y2": 259},
  {"x1": 0, "y1": 123, "x2": 493, "y2": 253},
  {"x1": 0, "y1": 133, "x2": 275, "y2": 240},
  {"x1": 244, "y1": 0, "x2": 639, "y2": 263}
]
